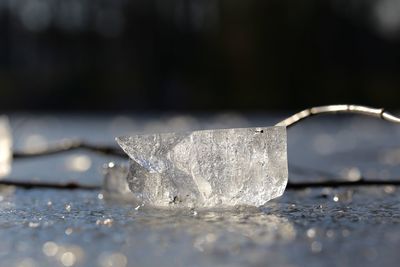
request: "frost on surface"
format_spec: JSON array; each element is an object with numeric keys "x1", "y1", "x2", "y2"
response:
[
  {"x1": 116, "y1": 126, "x2": 288, "y2": 208},
  {"x1": 0, "y1": 116, "x2": 12, "y2": 178}
]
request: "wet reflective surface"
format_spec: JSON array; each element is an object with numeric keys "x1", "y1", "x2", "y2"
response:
[{"x1": 2, "y1": 113, "x2": 400, "y2": 267}]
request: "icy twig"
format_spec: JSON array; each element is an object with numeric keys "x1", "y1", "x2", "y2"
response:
[{"x1": 277, "y1": 104, "x2": 400, "y2": 128}]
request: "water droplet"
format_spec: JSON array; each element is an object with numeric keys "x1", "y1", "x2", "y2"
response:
[
  {"x1": 65, "y1": 155, "x2": 92, "y2": 172},
  {"x1": 42, "y1": 242, "x2": 59, "y2": 257},
  {"x1": 61, "y1": 252, "x2": 76, "y2": 266},
  {"x1": 384, "y1": 186, "x2": 395, "y2": 194},
  {"x1": 306, "y1": 228, "x2": 316, "y2": 238},
  {"x1": 347, "y1": 167, "x2": 362, "y2": 181},
  {"x1": 326, "y1": 230, "x2": 335, "y2": 238}
]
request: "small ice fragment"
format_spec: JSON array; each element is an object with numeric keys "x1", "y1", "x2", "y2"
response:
[
  {"x1": 0, "y1": 116, "x2": 12, "y2": 178},
  {"x1": 65, "y1": 204, "x2": 72, "y2": 212},
  {"x1": 102, "y1": 162, "x2": 135, "y2": 200},
  {"x1": 96, "y1": 218, "x2": 113, "y2": 226},
  {"x1": 29, "y1": 222, "x2": 40, "y2": 228},
  {"x1": 116, "y1": 126, "x2": 288, "y2": 208}
]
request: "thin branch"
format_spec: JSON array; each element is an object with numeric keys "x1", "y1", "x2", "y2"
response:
[
  {"x1": 276, "y1": 104, "x2": 400, "y2": 128},
  {"x1": 287, "y1": 179, "x2": 400, "y2": 189},
  {"x1": 13, "y1": 140, "x2": 127, "y2": 159},
  {"x1": 0, "y1": 179, "x2": 100, "y2": 190}
]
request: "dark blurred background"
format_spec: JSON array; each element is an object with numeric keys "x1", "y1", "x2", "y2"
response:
[{"x1": 0, "y1": 0, "x2": 399, "y2": 111}]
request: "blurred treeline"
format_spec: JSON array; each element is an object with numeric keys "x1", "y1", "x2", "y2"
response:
[{"x1": 0, "y1": 0, "x2": 399, "y2": 111}]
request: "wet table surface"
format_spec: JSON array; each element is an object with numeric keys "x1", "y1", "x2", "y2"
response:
[{"x1": 1, "y1": 113, "x2": 400, "y2": 267}]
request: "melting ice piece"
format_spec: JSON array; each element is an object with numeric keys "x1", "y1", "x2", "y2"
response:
[
  {"x1": 116, "y1": 126, "x2": 288, "y2": 208},
  {"x1": 0, "y1": 116, "x2": 12, "y2": 178}
]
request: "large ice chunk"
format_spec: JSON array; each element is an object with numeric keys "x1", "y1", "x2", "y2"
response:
[
  {"x1": 116, "y1": 126, "x2": 288, "y2": 208},
  {"x1": 0, "y1": 116, "x2": 12, "y2": 178}
]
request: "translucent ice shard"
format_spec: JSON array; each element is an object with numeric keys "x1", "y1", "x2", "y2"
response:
[
  {"x1": 0, "y1": 116, "x2": 12, "y2": 178},
  {"x1": 116, "y1": 126, "x2": 288, "y2": 208}
]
